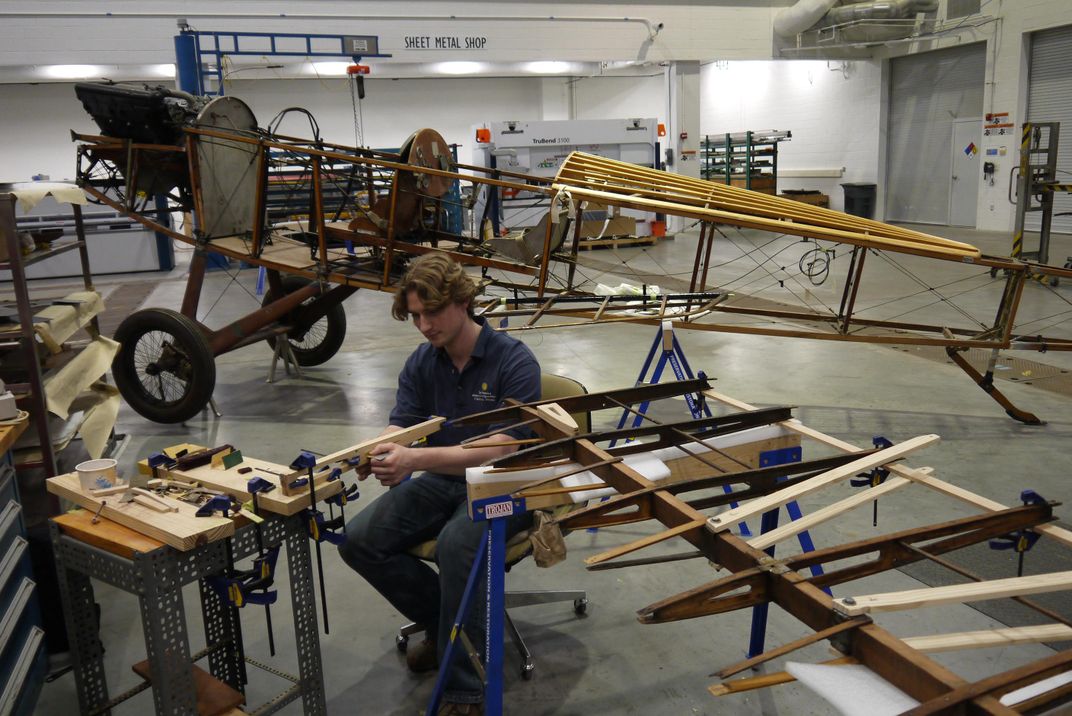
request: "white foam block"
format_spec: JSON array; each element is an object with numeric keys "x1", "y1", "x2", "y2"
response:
[
  {"x1": 785, "y1": 662, "x2": 920, "y2": 716},
  {"x1": 467, "y1": 451, "x2": 670, "y2": 503}
]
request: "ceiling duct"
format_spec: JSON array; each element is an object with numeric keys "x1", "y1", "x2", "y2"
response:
[
  {"x1": 820, "y1": 0, "x2": 940, "y2": 42},
  {"x1": 778, "y1": 0, "x2": 939, "y2": 48},
  {"x1": 774, "y1": 0, "x2": 840, "y2": 37}
]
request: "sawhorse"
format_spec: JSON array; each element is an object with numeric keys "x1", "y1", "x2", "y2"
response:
[
  {"x1": 616, "y1": 320, "x2": 825, "y2": 657},
  {"x1": 425, "y1": 494, "x2": 520, "y2": 716}
]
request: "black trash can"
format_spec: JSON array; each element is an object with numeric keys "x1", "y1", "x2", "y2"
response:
[{"x1": 841, "y1": 182, "x2": 877, "y2": 219}]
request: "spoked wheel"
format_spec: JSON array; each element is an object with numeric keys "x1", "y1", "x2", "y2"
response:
[
  {"x1": 112, "y1": 308, "x2": 216, "y2": 423},
  {"x1": 262, "y1": 276, "x2": 347, "y2": 366}
]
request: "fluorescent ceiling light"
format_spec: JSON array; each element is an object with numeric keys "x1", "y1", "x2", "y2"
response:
[
  {"x1": 310, "y1": 61, "x2": 352, "y2": 76},
  {"x1": 150, "y1": 63, "x2": 176, "y2": 78},
  {"x1": 433, "y1": 61, "x2": 486, "y2": 75},
  {"x1": 43, "y1": 64, "x2": 101, "y2": 79},
  {"x1": 523, "y1": 61, "x2": 572, "y2": 74}
]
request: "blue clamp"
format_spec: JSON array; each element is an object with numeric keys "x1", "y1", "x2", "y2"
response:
[
  {"x1": 206, "y1": 545, "x2": 281, "y2": 608},
  {"x1": 989, "y1": 489, "x2": 1046, "y2": 554},
  {"x1": 247, "y1": 476, "x2": 276, "y2": 495},
  {"x1": 326, "y1": 483, "x2": 360, "y2": 508},
  {"x1": 287, "y1": 476, "x2": 309, "y2": 490},
  {"x1": 307, "y1": 509, "x2": 346, "y2": 545},
  {"x1": 851, "y1": 436, "x2": 893, "y2": 488},
  {"x1": 148, "y1": 452, "x2": 175, "y2": 469},
  {"x1": 196, "y1": 494, "x2": 235, "y2": 518},
  {"x1": 290, "y1": 450, "x2": 318, "y2": 470}
]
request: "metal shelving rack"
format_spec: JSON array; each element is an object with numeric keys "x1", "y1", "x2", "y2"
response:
[
  {"x1": 700, "y1": 130, "x2": 791, "y2": 194},
  {"x1": 0, "y1": 193, "x2": 98, "y2": 480}
]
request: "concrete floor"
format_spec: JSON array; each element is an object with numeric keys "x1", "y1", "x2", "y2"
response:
[{"x1": 34, "y1": 223, "x2": 1072, "y2": 714}]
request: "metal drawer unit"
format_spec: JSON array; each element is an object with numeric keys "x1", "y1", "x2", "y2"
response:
[{"x1": 0, "y1": 464, "x2": 46, "y2": 716}]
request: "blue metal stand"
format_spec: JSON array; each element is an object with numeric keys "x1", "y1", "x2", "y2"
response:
[
  {"x1": 426, "y1": 497, "x2": 521, "y2": 716},
  {"x1": 616, "y1": 322, "x2": 825, "y2": 658}
]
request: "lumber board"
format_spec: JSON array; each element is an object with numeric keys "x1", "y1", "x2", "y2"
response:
[
  {"x1": 132, "y1": 658, "x2": 245, "y2": 715},
  {"x1": 585, "y1": 519, "x2": 706, "y2": 566},
  {"x1": 47, "y1": 472, "x2": 233, "y2": 551},
  {"x1": 702, "y1": 389, "x2": 1072, "y2": 550},
  {"x1": 902, "y1": 624, "x2": 1072, "y2": 653},
  {"x1": 161, "y1": 456, "x2": 342, "y2": 515},
  {"x1": 661, "y1": 434, "x2": 800, "y2": 482},
  {"x1": 747, "y1": 474, "x2": 915, "y2": 551},
  {"x1": 278, "y1": 417, "x2": 445, "y2": 486},
  {"x1": 535, "y1": 403, "x2": 578, "y2": 435},
  {"x1": 833, "y1": 570, "x2": 1072, "y2": 617},
  {"x1": 53, "y1": 509, "x2": 166, "y2": 559},
  {"x1": 706, "y1": 435, "x2": 939, "y2": 532},
  {"x1": 139, "y1": 444, "x2": 342, "y2": 515}
]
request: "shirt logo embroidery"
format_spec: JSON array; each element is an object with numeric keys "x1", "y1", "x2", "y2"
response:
[{"x1": 472, "y1": 384, "x2": 496, "y2": 402}]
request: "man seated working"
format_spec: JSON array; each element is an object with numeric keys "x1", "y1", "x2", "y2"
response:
[{"x1": 339, "y1": 253, "x2": 541, "y2": 716}]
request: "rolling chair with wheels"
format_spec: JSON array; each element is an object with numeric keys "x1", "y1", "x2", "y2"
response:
[{"x1": 396, "y1": 373, "x2": 592, "y2": 680}]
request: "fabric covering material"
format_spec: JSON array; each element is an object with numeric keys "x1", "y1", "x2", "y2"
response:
[{"x1": 785, "y1": 662, "x2": 920, "y2": 715}]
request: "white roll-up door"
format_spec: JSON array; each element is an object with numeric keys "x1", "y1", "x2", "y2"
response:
[
  {"x1": 1027, "y1": 24, "x2": 1072, "y2": 236},
  {"x1": 886, "y1": 43, "x2": 986, "y2": 224}
]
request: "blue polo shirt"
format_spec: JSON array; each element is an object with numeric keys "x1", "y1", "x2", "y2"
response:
[{"x1": 389, "y1": 318, "x2": 541, "y2": 449}]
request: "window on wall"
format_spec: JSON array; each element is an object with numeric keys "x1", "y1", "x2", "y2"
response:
[
  {"x1": 1027, "y1": 24, "x2": 1072, "y2": 236},
  {"x1": 885, "y1": 43, "x2": 985, "y2": 225}
]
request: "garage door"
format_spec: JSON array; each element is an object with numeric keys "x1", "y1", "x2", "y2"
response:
[
  {"x1": 886, "y1": 43, "x2": 986, "y2": 224},
  {"x1": 1027, "y1": 24, "x2": 1072, "y2": 236}
]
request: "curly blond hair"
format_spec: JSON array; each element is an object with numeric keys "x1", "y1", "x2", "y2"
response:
[{"x1": 391, "y1": 253, "x2": 479, "y2": 321}]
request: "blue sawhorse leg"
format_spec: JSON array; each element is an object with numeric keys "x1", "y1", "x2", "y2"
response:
[
  {"x1": 426, "y1": 513, "x2": 509, "y2": 716},
  {"x1": 610, "y1": 322, "x2": 755, "y2": 537},
  {"x1": 745, "y1": 451, "x2": 828, "y2": 658}
]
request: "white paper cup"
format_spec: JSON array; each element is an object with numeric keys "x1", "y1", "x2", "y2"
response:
[{"x1": 75, "y1": 458, "x2": 121, "y2": 492}]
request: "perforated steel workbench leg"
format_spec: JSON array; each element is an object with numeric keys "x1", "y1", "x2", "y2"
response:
[
  {"x1": 50, "y1": 522, "x2": 110, "y2": 714},
  {"x1": 135, "y1": 550, "x2": 198, "y2": 714},
  {"x1": 284, "y1": 512, "x2": 326, "y2": 715},
  {"x1": 199, "y1": 571, "x2": 247, "y2": 692}
]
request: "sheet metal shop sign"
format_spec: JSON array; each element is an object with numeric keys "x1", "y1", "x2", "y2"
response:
[{"x1": 404, "y1": 35, "x2": 488, "y2": 50}]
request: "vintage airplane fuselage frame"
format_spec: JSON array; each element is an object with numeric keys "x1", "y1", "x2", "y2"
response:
[{"x1": 70, "y1": 89, "x2": 1072, "y2": 423}]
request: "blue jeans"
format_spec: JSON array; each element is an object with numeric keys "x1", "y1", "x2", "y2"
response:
[{"x1": 339, "y1": 473, "x2": 533, "y2": 703}]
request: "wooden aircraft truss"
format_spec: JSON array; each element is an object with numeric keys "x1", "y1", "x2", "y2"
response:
[
  {"x1": 455, "y1": 379, "x2": 1072, "y2": 714},
  {"x1": 69, "y1": 84, "x2": 1072, "y2": 424}
]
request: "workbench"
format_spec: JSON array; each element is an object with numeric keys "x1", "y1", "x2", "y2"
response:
[{"x1": 50, "y1": 504, "x2": 327, "y2": 715}]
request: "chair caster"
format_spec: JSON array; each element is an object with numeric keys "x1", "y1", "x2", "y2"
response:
[
  {"x1": 573, "y1": 597, "x2": 588, "y2": 616},
  {"x1": 396, "y1": 634, "x2": 409, "y2": 652},
  {"x1": 521, "y1": 661, "x2": 535, "y2": 680}
]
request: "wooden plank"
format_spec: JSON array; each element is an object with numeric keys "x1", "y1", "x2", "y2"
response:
[
  {"x1": 138, "y1": 443, "x2": 343, "y2": 515},
  {"x1": 703, "y1": 388, "x2": 1072, "y2": 550},
  {"x1": 709, "y1": 656, "x2": 858, "y2": 697},
  {"x1": 706, "y1": 435, "x2": 939, "y2": 532},
  {"x1": 718, "y1": 616, "x2": 871, "y2": 678},
  {"x1": 535, "y1": 403, "x2": 579, "y2": 435},
  {"x1": 747, "y1": 475, "x2": 914, "y2": 551},
  {"x1": 903, "y1": 649, "x2": 1072, "y2": 716},
  {"x1": 47, "y1": 472, "x2": 233, "y2": 551},
  {"x1": 902, "y1": 624, "x2": 1072, "y2": 653},
  {"x1": 53, "y1": 509, "x2": 166, "y2": 559},
  {"x1": 584, "y1": 518, "x2": 706, "y2": 566},
  {"x1": 661, "y1": 435, "x2": 799, "y2": 482},
  {"x1": 0, "y1": 417, "x2": 28, "y2": 455},
  {"x1": 162, "y1": 456, "x2": 343, "y2": 516},
  {"x1": 132, "y1": 659, "x2": 245, "y2": 716},
  {"x1": 281, "y1": 417, "x2": 445, "y2": 484},
  {"x1": 834, "y1": 571, "x2": 1072, "y2": 617}
]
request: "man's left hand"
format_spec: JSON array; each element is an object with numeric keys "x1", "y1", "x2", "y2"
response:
[{"x1": 368, "y1": 442, "x2": 417, "y2": 487}]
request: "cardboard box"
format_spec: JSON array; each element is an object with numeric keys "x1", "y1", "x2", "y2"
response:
[{"x1": 780, "y1": 190, "x2": 830, "y2": 208}]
